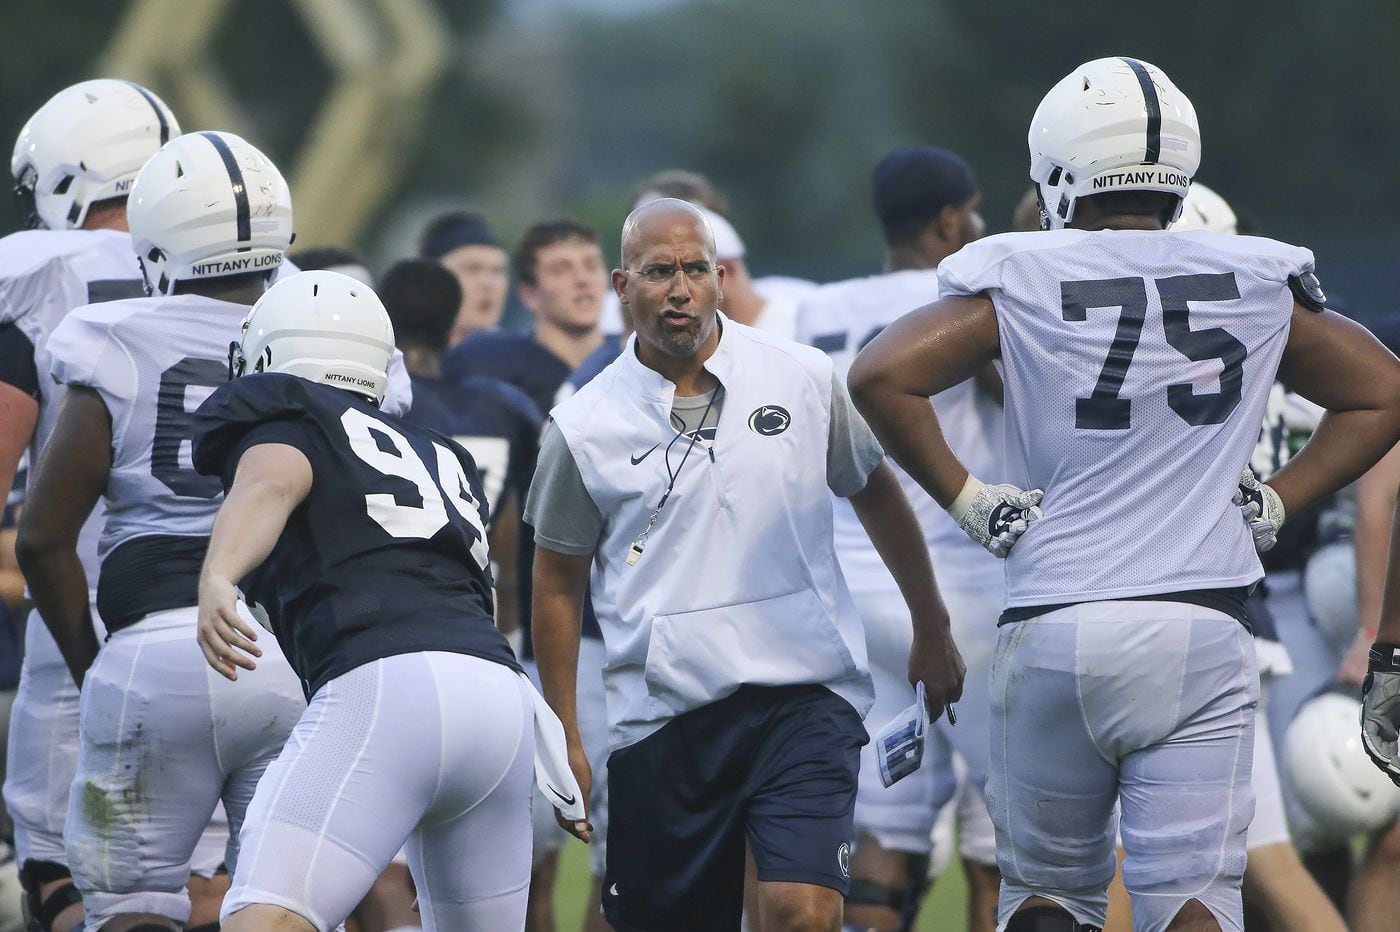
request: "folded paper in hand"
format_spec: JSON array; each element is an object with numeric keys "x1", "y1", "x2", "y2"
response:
[{"x1": 875, "y1": 682, "x2": 928, "y2": 788}]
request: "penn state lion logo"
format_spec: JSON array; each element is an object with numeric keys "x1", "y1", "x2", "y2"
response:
[
  {"x1": 747, "y1": 405, "x2": 790, "y2": 436},
  {"x1": 837, "y1": 841, "x2": 851, "y2": 879}
]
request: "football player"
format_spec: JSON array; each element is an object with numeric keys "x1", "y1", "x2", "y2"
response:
[
  {"x1": 419, "y1": 210, "x2": 510, "y2": 343},
  {"x1": 850, "y1": 57, "x2": 1400, "y2": 932},
  {"x1": 796, "y1": 144, "x2": 997, "y2": 932},
  {"x1": 190, "y1": 270, "x2": 557, "y2": 931},
  {"x1": 15, "y1": 131, "x2": 309, "y2": 931},
  {"x1": 0, "y1": 79, "x2": 197, "y2": 932}
]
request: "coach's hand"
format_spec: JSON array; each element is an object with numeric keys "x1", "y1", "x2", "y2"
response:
[
  {"x1": 949, "y1": 477, "x2": 1043, "y2": 558},
  {"x1": 197, "y1": 573, "x2": 262, "y2": 681},
  {"x1": 1363, "y1": 643, "x2": 1400, "y2": 787},
  {"x1": 909, "y1": 620, "x2": 965, "y2": 726},
  {"x1": 1233, "y1": 467, "x2": 1285, "y2": 553},
  {"x1": 556, "y1": 735, "x2": 594, "y2": 843}
]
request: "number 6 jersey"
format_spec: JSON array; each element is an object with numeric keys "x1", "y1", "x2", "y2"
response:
[
  {"x1": 192, "y1": 372, "x2": 520, "y2": 699},
  {"x1": 936, "y1": 228, "x2": 1314, "y2": 613}
]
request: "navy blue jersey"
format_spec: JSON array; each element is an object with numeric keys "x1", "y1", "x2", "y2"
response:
[
  {"x1": 567, "y1": 334, "x2": 622, "y2": 395},
  {"x1": 403, "y1": 374, "x2": 542, "y2": 525},
  {"x1": 192, "y1": 373, "x2": 520, "y2": 698},
  {"x1": 441, "y1": 330, "x2": 570, "y2": 418}
]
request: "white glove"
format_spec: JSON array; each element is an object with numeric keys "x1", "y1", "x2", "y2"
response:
[
  {"x1": 1362, "y1": 643, "x2": 1400, "y2": 788},
  {"x1": 1232, "y1": 467, "x2": 1285, "y2": 553},
  {"x1": 948, "y1": 476, "x2": 1043, "y2": 558}
]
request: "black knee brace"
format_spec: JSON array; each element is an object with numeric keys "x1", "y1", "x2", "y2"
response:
[
  {"x1": 1004, "y1": 905, "x2": 1103, "y2": 932},
  {"x1": 19, "y1": 860, "x2": 81, "y2": 932},
  {"x1": 844, "y1": 853, "x2": 932, "y2": 932}
]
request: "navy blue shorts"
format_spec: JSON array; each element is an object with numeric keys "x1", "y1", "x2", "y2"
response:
[{"x1": 601, "y1": 684, "x2": 866, "y2": 932}]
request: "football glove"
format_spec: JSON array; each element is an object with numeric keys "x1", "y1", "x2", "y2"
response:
[
  {"x1": 1362, "y1": 642, "x2": 1400, "y2": 788},
  {"x1": 948, "y1": 477, "x2": 1043, "y2": 558},
  {"x1": 1232, "y1": 467, "x2": 1285, "y2": 553}
]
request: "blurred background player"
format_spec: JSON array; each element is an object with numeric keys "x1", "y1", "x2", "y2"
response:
[
  {"x1": 15, "y1": 131, "x2": 309, "y2": 932},
  {"x1": 287, "y1": 245, "x2": 374, "y2": 285},
  {"x1": 191, "y1": 270, "x2": 550, "y2": 931},
  {"x1": 0, "y1": 78, "x2": 183, "y2": 932},
  {"x1": 419, "y1": 210, "x2": 510, "y2": 345},
  {"x1": 796, "y1": 144, "x2": 998, "y2": 932}
]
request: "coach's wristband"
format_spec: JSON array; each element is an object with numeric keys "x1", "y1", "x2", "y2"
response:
[
  {"x1": 1369, "y1": 642, "x2": 1400, "y2": 673},
  {"x1": 947, "y1": 475, "x2": 983, "y2": 524}
]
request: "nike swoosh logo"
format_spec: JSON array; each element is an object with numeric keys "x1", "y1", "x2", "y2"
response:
[
  {"x1": 630, "y1": 443, "x2": 661, "y2": 465},
  {"x1": 546, "y1": 782, "x2": 577, "y2": 806},
  {"x1": 609, "y1": 884, "x2": 619, "y2": 896}
]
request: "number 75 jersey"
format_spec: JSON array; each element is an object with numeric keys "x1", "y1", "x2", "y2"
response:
[{"x1": 937, "y1": 228, "x2": 1312, "y2": 609}]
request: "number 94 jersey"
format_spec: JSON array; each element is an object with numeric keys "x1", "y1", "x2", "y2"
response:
[
  {"x1": 937, "y1": 228, "x2": 1312, "y2": 609},
  {"x1": 192, "y1": 373, "x2": 519, "y2": 699}
]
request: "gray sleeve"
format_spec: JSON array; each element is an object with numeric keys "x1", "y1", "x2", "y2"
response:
[
  {"x1": 827, "y1": 370, "x2": 885, "y2": 497},
  {"x1": 523, "y1": 420, "x2": 605, "y2": 555}
]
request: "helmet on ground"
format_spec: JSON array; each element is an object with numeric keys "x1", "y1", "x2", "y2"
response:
[
  {"x1": 233, "y1": 270, "x2": 394, "y2": 404},
  {"x1": 1028, "y1": 57, "x2": 1199, "y2": 230},
  {"x1": 11, "y1": 79, "x2": 179, "y2": 231},
  {"x1": 1171, "y1": 181, "x2": 1238, "y2": 234},
  {"x1": 1283, "y1": 693, "x2": 1400, "y2": 844},
  {"x1": 128, "y1": 131, "x2": 292, "y2": 296}
]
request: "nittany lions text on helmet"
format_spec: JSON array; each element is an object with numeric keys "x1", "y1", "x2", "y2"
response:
[
  {"x1": 11, "y1": 78, "x2": 179, "y2": 231},
  {"x1": 127, "y1": 131, "x2": 292, "y2": 296},
  {"x1": 234, "y1": 269, "x2": 396, "y2": 404},
  {"x1": 1028, "y1": 57, "x2": 1200, "y2": 230}
]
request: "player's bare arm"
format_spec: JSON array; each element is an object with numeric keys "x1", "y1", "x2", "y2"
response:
[
  {"x1": 850, "y1": 293, "x2": 1042, "y2": 558},
  {"x1": 0, "y1": 380, "x2": 38, "y2": 507},
  {"x1": 531, "y1": 543, "x2": 594, "y2": 842},
  {"x1": 846, "y1": 459, "x2": 965, "y2": 722},
  {"x1": 14, "y1": 385, "x2": 109, "y2": 686},
  {"x1": 1269, "y1": 304, "x2": 1400, "y2": 516},
  {"x1": 197, "y1": 442, "x2": 312, "y2": 681}
]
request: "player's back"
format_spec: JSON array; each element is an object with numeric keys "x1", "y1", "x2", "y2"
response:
[
  {"x1": 441, "y1": 329, "x2": 570, "y2": 417},
  {"x1": 192, "y1": 373, "x2": 519, "y2": 697},
  {"x1": 800, "y1": 269, "x2": 1003, "y2": 587},
  {"x1": 937, "y1": 228, "x2": 1312, "y2": 610},
  {"x1": 47, "y1": 293, "x2": 248, "y2": 629}
]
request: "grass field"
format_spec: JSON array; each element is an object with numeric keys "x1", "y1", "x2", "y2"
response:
[{"x1": 552, "y1": 840, "x2": 973, "y2": 930}]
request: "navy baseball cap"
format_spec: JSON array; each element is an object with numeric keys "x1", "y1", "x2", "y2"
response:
[{"x1": 872, "y1": 146, "x2": 978, "y2": 238}]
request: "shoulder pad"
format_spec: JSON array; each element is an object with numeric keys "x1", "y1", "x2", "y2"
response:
[{"x1": 1289, "y1": 271, "x2": 1328, "y2": 312}]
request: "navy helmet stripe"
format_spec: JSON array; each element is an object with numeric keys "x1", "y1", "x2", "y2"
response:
[
  {"x1": 1120, "y1": 58, "x2": 1161, "y2": 165},
  {"x1": 199, "y1": 132, "x2": 251, "y2": 248},
  {"x1": 125, "y1": 82, "x2": 170, "y2": 145}
]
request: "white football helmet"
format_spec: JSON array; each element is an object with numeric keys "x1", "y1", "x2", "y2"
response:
[
  {"x1": 128, "y1": 131, "x2": 293, "y2": 296},
  {"x1": 11, "y1": 79, "x2": 179, "y2": 231},
  {"x1": 1171, "y1": 181, "x2": 1238, "y2": 234},
  {"x1": 233, "y1": 270, "x2": 395, "y2": 404},
  {"x1": 1283, "y1": 693, "x2": 1400, "y2": 845},
  {"x1": 1028, "y1": 57, "x2": 1200, "y2": 230}
]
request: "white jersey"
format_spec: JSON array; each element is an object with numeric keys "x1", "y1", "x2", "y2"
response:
[
  {"x1": 798, "y1": 269, "x2": 1004, "y2": 591},
  {"x1": 49, "y1": 293, "x2": 250, "y2": 556},
  {"x1": 0, "y1": 229, "x2": 144, "y2": 585},
  {"x1": 938, "y1": 229, "x2": 1311, "y2": 609}
]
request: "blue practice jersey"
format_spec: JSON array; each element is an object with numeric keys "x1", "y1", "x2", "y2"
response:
[
  {"x1": 441, "y1": 330, "x2": 571, "y2": 418},
  {"x1": 402, "y1": 374, "x2": 541, "y2": 524},
  {"x1": 193, "y1": 373, "x2": 520, "y2": 699}
]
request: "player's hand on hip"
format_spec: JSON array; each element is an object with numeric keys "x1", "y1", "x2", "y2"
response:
[
  {"x1": 1233, "y1": 467, "x2": 1285, "y2": 553},
  {"x1": 909, "y1": 621, "x2": 966, "y2": 726},
  {"x1": 196, "y1": 574, "x2": 262, "y2": 681},
  {"x1": 1362, "y1": 643, "x2": 1400, "y2": 787},
  {"x1": 949, "y1": 477, "x2": 1043, "y2": 558},
  {"x1": 555, "y1": 735, "x2": 594, "y2": 843}
]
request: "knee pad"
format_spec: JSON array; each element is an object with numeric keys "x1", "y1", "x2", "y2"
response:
[
  {"x1": 19, "y1": 860, "x2": 81, "y2": 932},
  {"x1": 844, "y1": 853, "x2": 932, "y2": 932},
  {"x1": 1004, "y1": 905, "x2": 1103, "y2": 932}
]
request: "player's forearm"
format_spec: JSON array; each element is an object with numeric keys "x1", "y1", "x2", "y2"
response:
[
  {"x1": 849, "y1": 388, "x2": 968, "y2": 508},
  {"x1": 1374, "y1": 499, "x2": 1400, "y2": 647},
  {"x1": 1269, "y1": 409, "x2": 1400, "y2": 519},
  {"x1": 201, "y1": 477, "x2": 296, "y2": 588},
  {"x1": 1357, "y1": 447, "x2": 1400, "y2": 637},
  {"x1": 848, "y1": 461, "x2": 949, "y2": 639},
  {"x1": 531, "y1": 547, "x2": 589, "y2": 740},
  {"x1": 14, "y1": 539, "x2": 96, "y2": 685}
]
